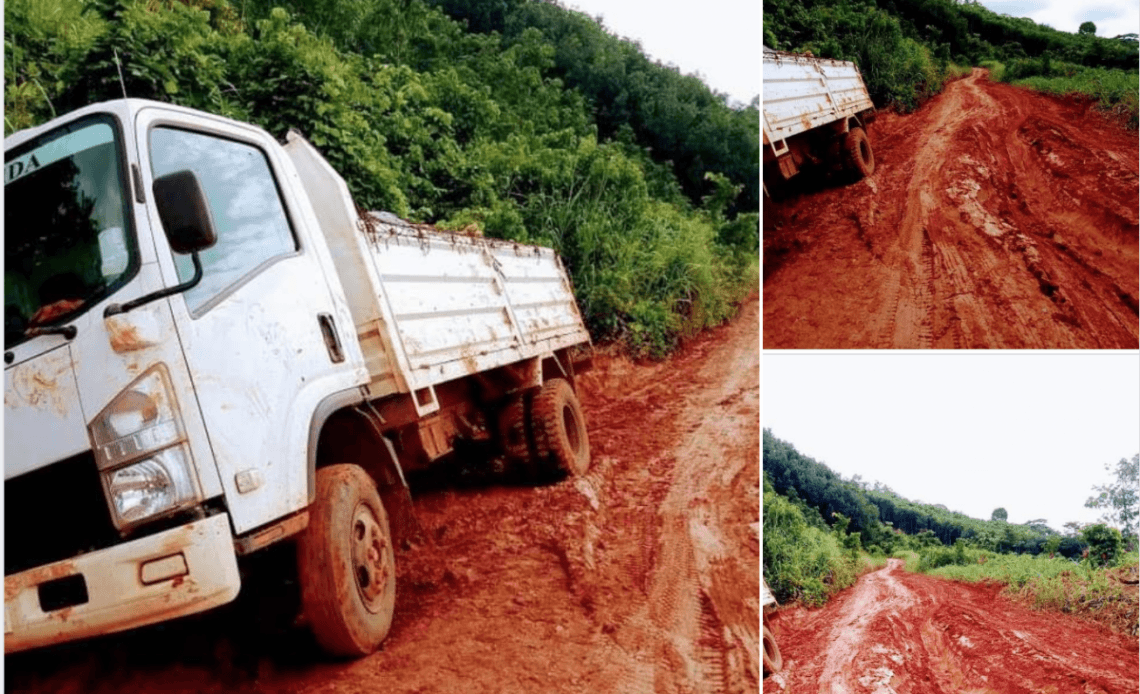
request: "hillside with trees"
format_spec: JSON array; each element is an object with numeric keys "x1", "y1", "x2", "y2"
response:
[{"x1": 4, "y1": 0, "x2": 758, "y2": 358}]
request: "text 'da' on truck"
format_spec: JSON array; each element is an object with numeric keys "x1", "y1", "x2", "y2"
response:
[
  {"x1": 762, "y1": 46, "x2": 877, "y2": 197},
  {"x1": 4, "y1": 99, "x2": 595, "y2": 657}
]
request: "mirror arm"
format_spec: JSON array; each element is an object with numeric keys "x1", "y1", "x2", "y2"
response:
[{"x1": 104, "y1": 253, "x2": 203, "y2": 318}]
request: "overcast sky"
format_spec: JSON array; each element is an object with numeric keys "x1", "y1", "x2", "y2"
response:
[
  {"x1": 564, "y1": 0, "x2": 760, "y2": 106},
  {"x1": 976, "y1": 0, "x2": 1140, "y2": 38},
  {"x1": 763, "y1": 353, "x2": 1140, "y2": 533}
]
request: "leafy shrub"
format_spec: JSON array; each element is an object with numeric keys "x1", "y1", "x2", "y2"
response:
[
  {"x1": 1082, "y1": 524, "x2": 1124, "y2": 568},
  {"x1": 764, "y1": 483, "x2": 861, "y2": 607}
]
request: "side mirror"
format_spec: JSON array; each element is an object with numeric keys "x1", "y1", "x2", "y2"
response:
[{"x1": 153, "y1": 170, "x2": 217, "y2": 254}]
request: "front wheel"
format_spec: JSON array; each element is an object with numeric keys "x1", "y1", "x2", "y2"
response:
[
  {"x1": 298, "y1": 464, "x2": 396, "y2": 657},
  {"x1": 843, "y1": 126, "x2": 875, "y2": 179}
]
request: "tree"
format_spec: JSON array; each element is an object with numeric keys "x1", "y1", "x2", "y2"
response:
[
  {"x1": 1078, "y1": 21, "x2": 1096, "y2": 36},
  {"x1": 1085, "y1": 454, "x2": 1139, "y2": 540},
  {"x1": 991, "y1": 507, "x2": 1008, "y2": 522},
  {"x1": 1081, "y1": 524, "x2": 1122, "y2": 567},
  {"x1": 1062, "y1": 520, "x2": 1086, "y2": 536}
]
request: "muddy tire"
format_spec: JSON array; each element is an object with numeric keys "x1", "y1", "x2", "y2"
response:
[
  {"x1": 298, "y1": 464, "x2": 395, "y2": 658},
  {"x1": 498, "y1": 395, "x2": 531, "y2": 462},
  {"x1": 531, "y1": 379, "x2": 591, "y2": 477},
  {"x1": 844, "y1": 126, "x2": 875, "y2": 179},
  {"x1": 763, "y1": 623, "x2": 783, "y2": 675}
]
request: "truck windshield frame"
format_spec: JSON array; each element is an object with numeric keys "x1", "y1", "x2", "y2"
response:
[{"x1": 4, "y1": 114, "x2": 139, "y2": 349}]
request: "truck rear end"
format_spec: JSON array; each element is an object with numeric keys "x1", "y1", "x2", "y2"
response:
[{"x1": 763, "y1": 47, "x2": 877, "y2": 192}]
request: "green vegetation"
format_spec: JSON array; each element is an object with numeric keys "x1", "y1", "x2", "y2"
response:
[
  {"x1": 763, "y1": 473, "x2": 863, "y2": 607},
  {"x1": 4, "y1": 0, "x2": 758, "y2": 358},
  {"x1": 764, "y1": 0, "x2": 1138, "y2": 122}
]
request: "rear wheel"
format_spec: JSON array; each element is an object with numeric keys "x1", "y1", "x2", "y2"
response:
[
  {"x1": 763, "y1": 623, "x2": 783, "y2": 675},
  {"x1": 844, "y1": 126, "x2": 875, "y2": 179},
  {"x1": 531, "y1": 379, "x2": 591, "y2": 477},
  {"x1": 498, "y1": 394, "x2": 531, "y2": 462},
  {"x1": 298, "y1": 464, "x2": 395, "y2": 657}
]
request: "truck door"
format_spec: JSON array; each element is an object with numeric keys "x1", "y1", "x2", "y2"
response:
[{"x1": 133, "y1": 107, "x2": 366, "y2": 534}]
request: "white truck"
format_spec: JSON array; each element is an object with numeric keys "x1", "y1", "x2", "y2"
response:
[
  {"x1": 4, "y1": 99, "x2": 593, "y2": 657},
  {"x1": 763, "y1": 46, "x2": 877, "y2": 194}
]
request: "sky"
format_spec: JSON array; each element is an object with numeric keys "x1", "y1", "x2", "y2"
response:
[
  {"x1": 563, "y1": 0, "x2": 760, "y2": 106},
  {"x1": 976, "y1": 0, "x2": 1140, "y2": 39},
  {"x1": 763, "y1": 353, "x2": 1140, "y2": 533}
]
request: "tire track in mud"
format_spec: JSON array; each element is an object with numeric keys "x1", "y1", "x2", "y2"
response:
[
  {"x1": 765, "y1": 561, "x2": 1139, "y2": 694},
  {"x1": 765, "y1": 68, "x2": 1139, "y2": 348}
]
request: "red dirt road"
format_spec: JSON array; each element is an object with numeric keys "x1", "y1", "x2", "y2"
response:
[
  {"x1": 764, "y1": 69, "x2": 1139, "y2": 348},
  {"x1": 4, "y1": 299, "x2": 760, "y2": 694},
  {"x1": 764, "y1": 559, "x2": 1139, "y2": 693}
]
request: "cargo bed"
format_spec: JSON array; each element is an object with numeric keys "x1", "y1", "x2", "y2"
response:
[{"x1": 284, "y1": 131, "x2": 590, "y2": 411}]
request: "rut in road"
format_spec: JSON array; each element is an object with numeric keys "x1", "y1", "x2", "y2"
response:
[
  {"x1": 764, "y1": 68, "x2": 1139, "y2": 349},
  {"x1": 765, "y1": 559, "x2": 1140, "y2": 694}
]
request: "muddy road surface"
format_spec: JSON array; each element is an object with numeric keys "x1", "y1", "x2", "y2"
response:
[
  {"x1": 764, "y1": 68, "x2": 1139, "y2": 348},
  {"x1": 765, "y1": 559, "x2": 1139, "y2": 693},
  {"x1": 5, "y1": 297, "x2": 760, "y2": 694}
]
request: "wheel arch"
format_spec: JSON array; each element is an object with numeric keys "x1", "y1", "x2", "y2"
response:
[{"x1": 309, "y1": 391, "x2": 418, "y2": 545}]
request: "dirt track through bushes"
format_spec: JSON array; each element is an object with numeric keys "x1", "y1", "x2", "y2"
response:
[
  {"x1": 765, "y1": 559, "x2": 1139, "y2": 693},
  {"x1": 4, "y1": 299, "x2": 760, "y2": 694},
  {"x1": 764, "y1": 69, "x2": 1139, "y2": 348}
]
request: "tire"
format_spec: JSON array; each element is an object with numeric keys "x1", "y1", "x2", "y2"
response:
[
  {"x1": 763, "y1": 623, "x2": 783, "y2": 675},
  {"x1": 298, "y1": 464, "x2": 395, "y2": 658},
  {"x1": 498, "y1": 395, "x2": 531, "y2": 462},
  {"x1": 531, "y1": 379, "x2": 591, "y2": 477},
  {"x1": 844, "y1": 126, "x2": 875, "y2": 179}
]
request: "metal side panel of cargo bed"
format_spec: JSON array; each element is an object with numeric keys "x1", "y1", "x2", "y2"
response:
[
  {"x1": 361, "y1": 220, "x2": 590, "y2": 395},
  {"x1": 763, "y1": 47, "x2": 874, "y2": 143}
]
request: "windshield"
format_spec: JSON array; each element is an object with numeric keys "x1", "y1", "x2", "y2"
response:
[{"x1": 5, "y1": 115, "x2": 136, "y2": 349}]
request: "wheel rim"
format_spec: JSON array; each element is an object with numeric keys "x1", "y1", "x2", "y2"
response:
[{"x1": 350, "y1": 502, "x2": 391, "y2": 614}]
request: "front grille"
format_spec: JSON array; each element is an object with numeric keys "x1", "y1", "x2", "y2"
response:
[{"x1": 4, "y1": 451, "x2": 121, "y2": 576}]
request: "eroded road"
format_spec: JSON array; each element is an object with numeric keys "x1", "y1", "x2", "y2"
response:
[
  {"x1": 764, "y1": 68, "x2": 1139, "y2": 348},
  {"x1": 5, "y1": 297, "x2": 760, "y2": 694},
  {"x1": 765, "y1": 559, "x2": 1139, "y2": 693}
]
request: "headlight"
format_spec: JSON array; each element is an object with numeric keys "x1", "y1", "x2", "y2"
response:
[
  {"x1": 89, "y1": 365, "x2": 202, "y2": 529},
  {"x1": 105, "y1": 446, "x2": 199, "y2": 525}
]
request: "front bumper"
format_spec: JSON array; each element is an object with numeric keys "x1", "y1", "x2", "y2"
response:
[{"x1": 4, "y1": 513, "x2": 240, "y2": 653}]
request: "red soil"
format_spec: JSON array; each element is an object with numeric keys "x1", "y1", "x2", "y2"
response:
[{"x1": 765, "y1": 559, "x2": 1139, "y2": 693}]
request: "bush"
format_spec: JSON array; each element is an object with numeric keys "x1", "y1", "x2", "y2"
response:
[
  {"x1": 764, "y1": 487, "x2": 861, "y2": 607},
  {"x1": 1082, "y1": 524, "x2": 1124, "y2": 568}
]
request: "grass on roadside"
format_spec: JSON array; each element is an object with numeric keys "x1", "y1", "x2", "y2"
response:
[
  {"x1": 927, "y1": 551, "x2": 1139, "y2": 637},
  {"x1": 979, "y1": 59, "x2": 1138, "y2": 128}
]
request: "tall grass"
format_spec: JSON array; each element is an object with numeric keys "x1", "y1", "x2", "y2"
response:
[{"x1": 981, "y1": 58, "x2": 1139, "y2": 129}]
